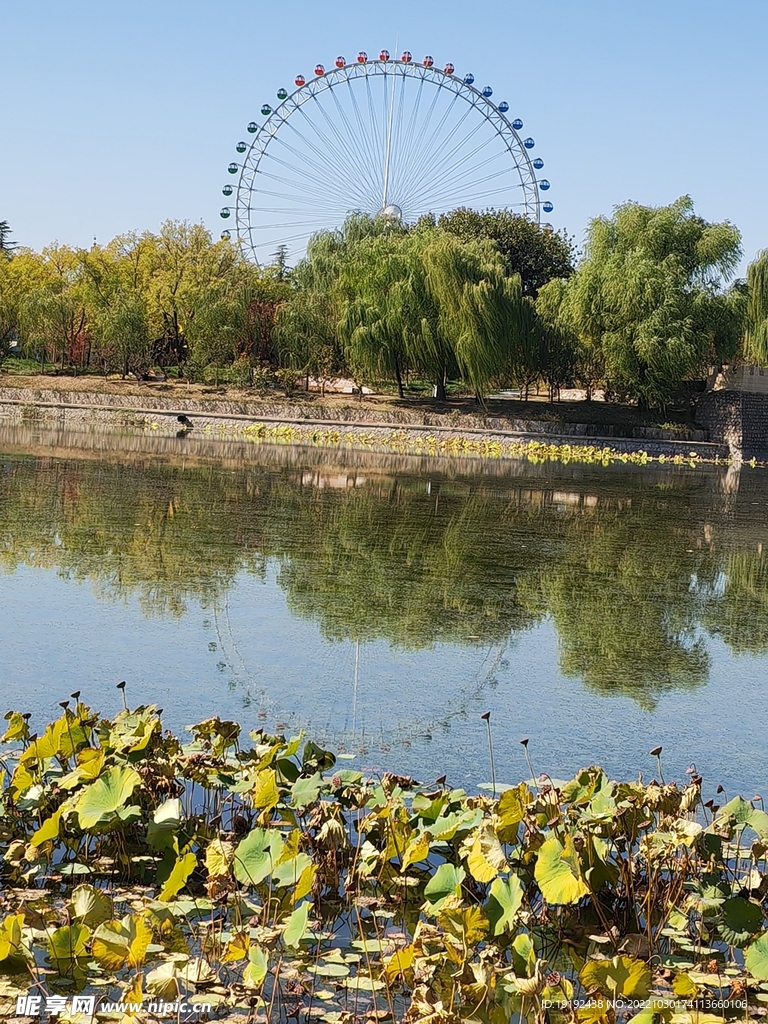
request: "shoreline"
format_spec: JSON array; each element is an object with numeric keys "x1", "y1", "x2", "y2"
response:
[{"x1": 0, "y1": 384, "x2": 742, "y2": 467}]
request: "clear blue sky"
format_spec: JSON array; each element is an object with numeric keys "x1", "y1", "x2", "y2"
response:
[{"x1": 3, "y1": 0, "x2": 767, "y2": 271}]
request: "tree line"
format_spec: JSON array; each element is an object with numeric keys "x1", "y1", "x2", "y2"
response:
[{"x1": 3, "y1": 198, "x2": 768, "y2": 409}]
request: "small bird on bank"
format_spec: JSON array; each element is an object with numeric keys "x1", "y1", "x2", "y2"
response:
[{"x1": 177, "y1": 415, "x2": 193, "y2": 431}]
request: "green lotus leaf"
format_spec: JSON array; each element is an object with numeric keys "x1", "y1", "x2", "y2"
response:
[
  {"x1": 272, "y1": 852, "x2": 313, "y2": 888},
  {"x1": 234, "y1": 828, "x2": 285, "y2": 887},
  {"x1": 424, "y1": 862, "x2": 465, "y2": 910},
  {"x1": 48, "y1": 923, "x2": 90, "y2": 973},
  {"x1": 580, "y1": 955, "x2": 651, "y2": 999},
  {"x1": 69, "y1": 884, "x2": 113, "y2": 927},
  {"x1": 244, "y1": 944, "x2": 269, "y2": 989},
  {"x1": 719, "y1": 897, "x2": 764, "y2": 946},
  {"x1": 283, "y1": 900, "x2": 312, "y2": 948},
  {"x1": 534, "y1": 835, "x2": 589, "y2": 905},
  {"x1": 75, "y1": 765, "x2": 141, "y2": 829},
  {"x1": 290, "y1": 772, "x2": 324, "y2": 809},
  {"x1": 746, "y1": 932, "x2": 768, "y2": 981},
  {"x1": 487, "y1": 874, "x2": 524, "y2": 936}
]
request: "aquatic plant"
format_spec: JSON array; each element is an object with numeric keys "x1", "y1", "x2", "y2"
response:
[{"x1": 2, "y1": 702, "x2": 768, "y2": 1021}]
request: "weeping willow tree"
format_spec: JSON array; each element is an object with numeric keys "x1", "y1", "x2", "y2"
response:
[
  {"x1": 553, "y1": 197, "x2": 743, "y2": 409},
  {"x1": 335, "y1": 233, "x2": 420, "y2": 398},
  {"x1": 337, "y1": 227, "x2": 533, "y2": 401},
  {"x1": 744, "y1": 250, "x2": 768, "y2": 364},
  {"x1": 291, "y1": 213, "x2": 545, "y2": 401},
  {"x1": 273, "y1": 290, "x2": 341, "y2": 393},
  {"x1": 419, "y1": 231, "x2": 526, "y2": 400}
]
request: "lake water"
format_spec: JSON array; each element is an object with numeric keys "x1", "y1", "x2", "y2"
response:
[{"x1": 1, "y1": 422, "x2": 767, "y2": 800}]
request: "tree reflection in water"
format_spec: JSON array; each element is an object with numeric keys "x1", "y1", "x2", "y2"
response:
[{"x1": 1, "y1": 426, "x2": 767, "y2": 708}]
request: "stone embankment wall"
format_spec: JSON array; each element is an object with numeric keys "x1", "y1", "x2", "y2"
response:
[
  {"x1": 696, "y1": 391, "x2": 768, "y2": 460},
  {"x1": 0, "y1": 385, "x2": 724, "y2": 458}
]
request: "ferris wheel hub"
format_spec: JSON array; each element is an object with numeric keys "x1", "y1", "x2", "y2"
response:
[{"x1": 379, "y1": 203, "x2": 403, "y2": 222}]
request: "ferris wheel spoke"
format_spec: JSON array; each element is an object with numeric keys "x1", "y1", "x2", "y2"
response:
[
  {"x1": 389, "y1": 73, "x2": 427, "y2": 190},
  {"x1": 396, "y1": 78, "x2": 441, "y2": 185},
  {"x1": 257, "y1": 160, "x2": 366, "y2": 218},
  {"x1": 403, "y1": 131, "x2": 514, "y2": 209},
  {"x1": 309, "y1": 91, "x2": 382, "y2": 204},
  {"x1": 252, "y1": 164, "x2": 361, "y2": 207},
  {"x1": 364, "y1": 75, "x2": 387, "y2": 198},
  {"x1": 428, "y1": 185, "x2": 531, "y2": 212},
  {"x1": 402, "y1": 119, "x2": 512, "y2": 207},
  {"x1": 285, "y1": 112, "x2": 375, "y2": 208},
  {"x1": 247, "y1": 184, "x2": 351, "y2": 209},
  {"x1": 394, "y1": 100, "x2": 474, "y2": 203},
  {"x1": 387, "y1": 72, "x2": 424, "y2": 203},
  {"x1": 342, "y1": 77, "x2": 386, "y2": 194},
  {"x1": 282, "y1": 110, "x2": 374, "y2": 206},
  {"x1": 329, "y1": 85, "x2": 383, "y2": 200},
  {"x1": 388, "y1": 71, "x2": 409, "y2": 175},
  {"x1": 392, "y1": 88, "x2": 463, "y2": 204},
  {"x1": 408, "y1": 165, "x2": 521, "y2": 213},
  {"x1": 269, "y1": 129, "x2": 371, "y2": 209},
  {"x1": 265, "y1": 131, "x2": 363, "y2": 203},
  {"x1": 405, "y1": 147, "x2": 520, "y2": 204}
]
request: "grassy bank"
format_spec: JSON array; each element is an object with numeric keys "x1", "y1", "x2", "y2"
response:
[{"x1": 1, "y1": 702, "x2": 768, "y2": 1022}]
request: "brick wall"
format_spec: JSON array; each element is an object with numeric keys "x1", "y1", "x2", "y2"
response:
[{"x1": 696, "y1": 390, "x2": 768, "y2": 458}]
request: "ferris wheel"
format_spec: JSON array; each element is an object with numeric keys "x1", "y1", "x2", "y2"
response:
[{"x1": 220, "y1": 49, "x2": 554, "y2": 265}]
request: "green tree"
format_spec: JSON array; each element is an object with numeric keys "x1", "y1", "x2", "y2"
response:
[
  {"x1": 0, "y1": 249, "x2": 49, "y2": 368},
  {"x1": 274, "y1": 290, "x2": 340, "y2": 395},
  {"x1": 0, "y1": 220, "x2": 17, "y2": 258},
  {"x1": 143, "y1": 221, "x2": 242, "y2": 368},
  {"x1": 743, "y1": 250, "x2": 768, "y2": 364},
  {"x1": 298, "y1": 216, "x2": 533, "y2": 401},
  {"x1": 558, "y1": 197, "x2": 742, "y2": 409},
  {"x1": 438, "y1": 208, "x2": 575, "y2": 297},
  {"x1": 92, "y1": 291, "x2": 151, "y2": 378}
]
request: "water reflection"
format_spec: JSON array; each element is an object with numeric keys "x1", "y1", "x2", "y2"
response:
[{"x1": 1, "y1": 423, "x2": 768, "y2": 715}]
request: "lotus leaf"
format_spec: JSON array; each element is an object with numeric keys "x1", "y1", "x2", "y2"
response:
[
  {"x1": 179, "y1": 956, "x2": 217, "y2": 986},
  {"x1": 384, "y1": 944, "x2": 415, "y2": 979},
  {"x1": 147, "y1": 797, "x2": 182, "y2": 851},
  {"x1": 487, "y1": 874, "x2": 524, "y2": 936},
  {"x1": 283, "y1": 901, "x2": 312, "y2": 947},
  {"x1": 243, "y1": 944, "x2": 269, "y2": 988},
  {"x1": 535, "y1": 834, "x2": 589, "y2": 905},
  {"x1": 424, "y1": 863, "x2": 465, "y2": 910},
  {"x1": 465, "y1": 825, "x2": 507, "y2": 882},
  {"x1": 580, "y1": 955, "x2": 651, "y2": 999},
  {"x1": 401, "y1": 832, "x2": 431, "y2": 871},
  {"x1": 272, "y1": 852, "x2": 313, "y2": 888},
  {"x1": 75, "y1": 765, "x2": 141, "y2": 829},
  {"x1": 144, "y1": 961, "x2": 181, "y2": 1000},
  {"x1": 234, "y1": 827, "x2": 284, "y2": 886},
  {"x1": 719, "y1": 897, "x2": 764, "y2": 946},
  {"x1": 103, "y1": 706, "x2": 160, "y2": 753},
  {"x1": 92, "y1": 915, "x2": 153, "y2": 970},
  {"x1": 204, "y1": 838, "x2": 235, "y2": 877},
  {"x1": 48, "y1": 923, "x2": 91, "y2": 973},
  {"x1": 158, "y1": 850, "x2": 197, "y2": 901},
  {"x1": 290, "y1": 771, "x2": 324, "y2": 808},
  {"x1": 0, "y1": 914, "x2": 28, "y2": 965},
  {"x1": 251, "y1": 768, "x2": 280, "y2": 811},
  {"x1": 746, "y1": 932, "x2": 768, "y2": 981},
  {"x1": 715, "y1": 797, "x2": 768, "y2": 840},
  {"x1": 69, "y1": 884, "x2": 113, "y2": 926}
]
